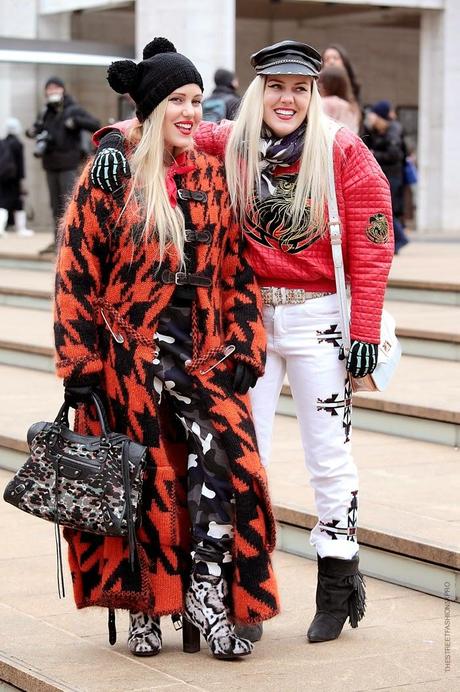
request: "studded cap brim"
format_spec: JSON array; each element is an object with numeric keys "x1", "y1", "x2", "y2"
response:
[{"x1": 256, "y1": 60, "x2": 320, "y2": 78}]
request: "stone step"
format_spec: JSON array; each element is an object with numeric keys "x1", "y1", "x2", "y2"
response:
[
  {"x1": 2, "y1": 303, "x2": 460, "y2": 444},
  {"x1": 2, "y1": 293, "x2": 460, "y2": 372},
  {"x1": 0, "y1": 306, "x2": 55, "y2": 372},
  {"x1": 0, "y1": 231, "x2": 54, "y2": 272},
  {"x1": 280, "y1": 352, "x2": 460, "y2": 446},
  {"x1": 390, "y1": 300, "x2": 460, "y2": 360},
  {"x1": 0, "y1": 368, "x2": 458, "y2": 600},
  {"x1": 0, "y1": 253, "x2": 54, "y2": 272},
  {"x1": 388, "y1": 240, "x2": 460, "y2": 305},
  {"x1": 268, "y1": 414, "x2": 459, "y2": 600},
  {"x1": 0, "y1": 268, "x2": 53, "y2": 310},
  {"x1": 1, "y1": 237, "x2": 460, "y2": 302}
]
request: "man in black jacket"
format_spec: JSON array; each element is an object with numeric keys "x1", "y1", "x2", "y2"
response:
[
  {"x1": 363, "y1": 100, "x2": 409, "y2": 253},
  {"x1": 202, "y1": 69, "x2": 241, "y2": 122},
  {"x1": 27, "y1": 77, "x2": 100, "y2": 254}
]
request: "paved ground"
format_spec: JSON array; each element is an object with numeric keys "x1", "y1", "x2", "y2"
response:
[{"x1": 0, "y1": 468, "x2": 459, "y2": 692}]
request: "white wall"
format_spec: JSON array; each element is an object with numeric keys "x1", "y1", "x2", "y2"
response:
[{"x1": 135, "y1": 0, "x2": 236, "y2": 98}]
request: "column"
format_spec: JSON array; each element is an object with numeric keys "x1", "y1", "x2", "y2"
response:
[
  {"x1": 135, "y1": 0, "x2": 236, "y2": 98},
  {"x1": 418, "y1": 0, "x2": 460, "y2": 236}
]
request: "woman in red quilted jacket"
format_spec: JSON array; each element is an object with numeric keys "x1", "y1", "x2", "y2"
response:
[{"x1": 91, "y1": 39, "x2": 393, "y2": 645}]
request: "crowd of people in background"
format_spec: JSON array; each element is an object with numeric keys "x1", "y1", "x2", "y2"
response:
[{"x1": 0, "y1": 43, "x2": 415, "y2": 255}]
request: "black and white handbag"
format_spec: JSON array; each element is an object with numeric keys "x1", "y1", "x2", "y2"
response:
[{"x1": 3, "y1": 392, "x2": 147, "y2": 594}]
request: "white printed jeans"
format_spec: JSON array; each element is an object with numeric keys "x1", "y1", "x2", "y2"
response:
[{"x1": 250, "y1": 293, "x2": 359, "y2": 560}]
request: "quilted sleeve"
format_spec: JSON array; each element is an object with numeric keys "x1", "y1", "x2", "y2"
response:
[
  {"x1": 54, "y1": 162, "x2": 114, "y2": 382},
  {"x1": 221, "y1": 219, "x2": 267, "y2": 376},
  {"x1": 340, "y1": 136, "x2": 394, "y2": 343},
  {"x1": 193, "y1": 120, "x2": 232, "y2": 159}
]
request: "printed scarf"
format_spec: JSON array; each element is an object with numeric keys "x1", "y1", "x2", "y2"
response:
[{"x1": 258, "y1": 123, "x2": 306, "y2": 199}]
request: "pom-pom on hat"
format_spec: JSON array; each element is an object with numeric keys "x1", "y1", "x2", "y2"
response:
[{"x1": 107, "y1": 37, "x2": 203, "y2": 122}]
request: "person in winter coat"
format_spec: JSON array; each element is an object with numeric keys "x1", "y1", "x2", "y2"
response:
[
  {"x1": 26, "y1": 76, "x2": 100, "y2": 254},
  {"x1": 90, "y1": 38, "x2": 394, "y2": 646},
  {"x1": 202, "y1": 68, "x2": 241, "y2": 122},
  {"x1": 363, "y1": 100, "x2": 409, "y2": 253},
  {"x1": 0, "y1": 117, "x2": 34, "y2": 237},
  {"x1": 55, "y1": 38, "x2": 279, "y2": 661},
  {"x1": 322, "y1": 44, "x2": 362, "y2": 130},
  {"x1": 318, "y1": 66, "x2": 360, "y2": 134}
]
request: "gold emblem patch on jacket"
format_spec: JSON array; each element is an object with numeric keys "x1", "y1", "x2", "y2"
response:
[{"x1": 366, "y1": 213, "x2": 389, "y2": 244}]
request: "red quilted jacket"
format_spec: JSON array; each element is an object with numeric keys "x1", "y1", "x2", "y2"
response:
[
  {"x1": 195, "y1": 121, "x2": 394, "y2": 344},
  {"x1": 94, "y1": 119, "x2": 394, "y2": 343}
]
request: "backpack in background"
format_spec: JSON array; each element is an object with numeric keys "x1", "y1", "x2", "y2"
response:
[
  {"x1": 202, "y1": 97, "x2": 227, "y2": 123},
  {"x1": 0, "y1": 139, "x2": 18, "y2": 182}
]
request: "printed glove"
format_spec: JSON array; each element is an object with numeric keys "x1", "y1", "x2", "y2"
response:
[
  {"x1": 346, "y1": 340, "x2": 378, "y2": 378},
  {"x1": 90, "y1": 131, "x2": 131, "y2": 197},
  {"x1": 233, "y1": 362, "x2": 258, "y2": 395}
]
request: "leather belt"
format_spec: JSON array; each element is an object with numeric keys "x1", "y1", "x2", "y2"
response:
[
  {"x1": 261, "y1": 287, "x2": 333, "y2": 306},
  {"x1": 161, "y1": 269, "x2": 212, "y2": 287}
]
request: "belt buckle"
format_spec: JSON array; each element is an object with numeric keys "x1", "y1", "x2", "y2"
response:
[
  {"x1": 174, "y1": 272, "x2": 187, "y2": 285},
  {"x1": 296, "y1": 289, "x2": 306, "y2": 304},
  {"x1": 271, "y1": 287, "x2": 283, "y2": 305}
]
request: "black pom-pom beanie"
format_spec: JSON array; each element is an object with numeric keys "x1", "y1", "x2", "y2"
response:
[{"x1": 107, "y1": 37, "x2": 203, "y2": 121}]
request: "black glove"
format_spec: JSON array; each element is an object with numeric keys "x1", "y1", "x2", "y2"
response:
[
  {"x1": 64, "y1": 374, "x2": 101, "y2": 408},
  {"x1": 64, "y1": 384, "x2": 95, "y2": 409},
  {"x1": 233, "y1": 362, "x2": 258, "y2": 395},
  {"x1": 346, "y1": 340, "x2": 378, "y2": 378},
  {"x1": 90, "y1": 131, "x2": 131, "y2": 197}
]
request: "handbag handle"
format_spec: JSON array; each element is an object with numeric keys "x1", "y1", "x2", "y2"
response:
[
  {"x1": 326, "y1": 122, "x2": 351, "y2": 355},
  {"x1": 54, "y1": 391, "x2": 111, "y2": 439}
]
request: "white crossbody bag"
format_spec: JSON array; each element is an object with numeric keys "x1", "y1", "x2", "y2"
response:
[{"x1": 326, "y1": 124, "x2": 401, "y2": 393}]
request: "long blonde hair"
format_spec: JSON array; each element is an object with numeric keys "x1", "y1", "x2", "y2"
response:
[
  {"x1": 226, "y1": 77, "x2": 332, "y2": 238},
  {"x1": 124, "y1": 98, "x2": 186, "y2": 264}
]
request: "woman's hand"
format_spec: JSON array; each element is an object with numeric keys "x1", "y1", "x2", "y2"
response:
[
  {"x1": 90, "y1": 132, "x2": 131, "y2": 197},
  {"x1": 64, "y1": 384, "x2": 95, "y2": 408},
  {"x1": 233, "y1": 362, "x2": 258, "y2": 395},
  {"x1": 346, "y1": 340, "x2": 378, "y2": 378},
  {"x1": 64, "y1": 374, "x2": 101, "y2": 408}
]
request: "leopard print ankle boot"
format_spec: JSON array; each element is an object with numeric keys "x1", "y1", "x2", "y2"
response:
[
  {"x1": 184, "y1": 572, "x2": 253, "y2": 659},
  {"x1": 128, "y1": 611, "x2": 162, "y2": 656}
]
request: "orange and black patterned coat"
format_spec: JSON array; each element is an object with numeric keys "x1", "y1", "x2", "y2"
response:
[{"x1": 54, "y1": 149, "x2": 279, "y2": 623}]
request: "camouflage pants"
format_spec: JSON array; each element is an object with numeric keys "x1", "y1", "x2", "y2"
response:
[{"x1": 153, "y1": 305, "x2": 234, "y2": 577}]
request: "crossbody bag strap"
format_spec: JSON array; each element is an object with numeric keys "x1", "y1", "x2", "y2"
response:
[{"x1": 326, "y1": 123, "x2": 351, "y2": 354}]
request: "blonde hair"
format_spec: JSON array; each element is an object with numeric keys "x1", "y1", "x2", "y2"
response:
[
  {"x1": 226, "y1": 76, "x2": 332, "y2": 238},
  {"x1": 124, "y1": 98, "x2": 186, "y2": 264}
]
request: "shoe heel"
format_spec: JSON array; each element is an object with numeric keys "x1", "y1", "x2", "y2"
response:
[{"x1": 182, "y1": 618, "x2": 200, "y2": 654}]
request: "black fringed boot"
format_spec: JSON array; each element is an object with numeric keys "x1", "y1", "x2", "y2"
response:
[{"x1": 307, "y1": 555, "x2": 366, "y2": 643}]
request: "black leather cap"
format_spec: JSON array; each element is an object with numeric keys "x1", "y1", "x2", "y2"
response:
[{"x1": 250, "y1": 40, "x2": 322, "y2": 78}]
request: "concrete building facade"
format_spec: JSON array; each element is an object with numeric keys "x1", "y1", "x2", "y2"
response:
[{"x1": 0, "y1": 0, "x2": 458, "y2": 236}]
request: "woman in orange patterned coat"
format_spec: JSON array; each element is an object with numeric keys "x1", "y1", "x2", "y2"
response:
[{"x1": 54, "y1": 38, "x2": 279, "y2": 660}]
